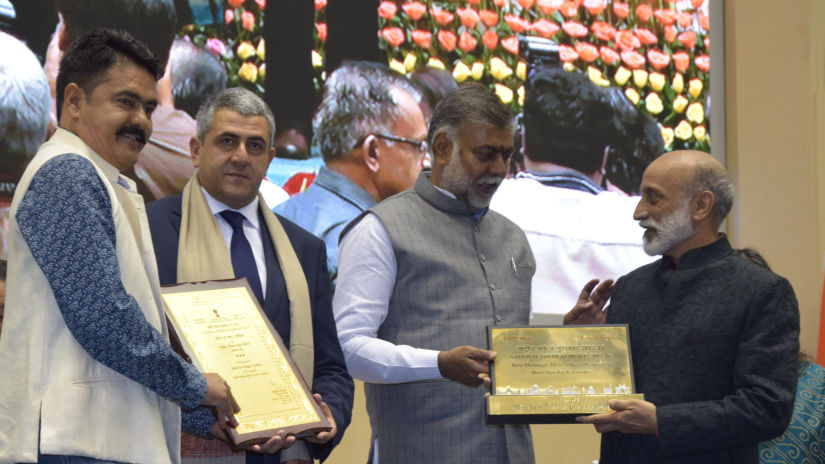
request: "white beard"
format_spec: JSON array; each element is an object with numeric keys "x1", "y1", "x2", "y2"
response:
[
  {"x1": 440, "y1": 146, "x2": 502, "y2": 211},
  {"x1": 639, "y1": 201, "x2": 696, "y2": 256}
]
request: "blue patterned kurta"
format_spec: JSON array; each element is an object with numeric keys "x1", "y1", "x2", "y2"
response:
[
  {"x1": 760, "y1": 361, "x2": 825, "y2": 464},
  {"x1": 16, "y1": 153, "x2": 213, "y2": 436}
]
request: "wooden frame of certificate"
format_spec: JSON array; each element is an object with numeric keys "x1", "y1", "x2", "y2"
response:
[
  {"x1": 161, "y1": 278, "x2": 331, "y2": 447},
  {"x1": 486, "y1": 325, "x2": 643, "y2": 424}
]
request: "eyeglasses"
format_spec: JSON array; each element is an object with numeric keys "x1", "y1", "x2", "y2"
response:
[{"x1": 353, "y1": 133, "x2": 428, "y2": 154}]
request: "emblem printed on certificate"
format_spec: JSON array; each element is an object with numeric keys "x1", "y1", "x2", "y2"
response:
[
  {"x1": 486, "y1": 325, "x2": 644, "y2": 424},
  {"x1": 161, "y1": 279, "x2": 331, "y2": 447}
]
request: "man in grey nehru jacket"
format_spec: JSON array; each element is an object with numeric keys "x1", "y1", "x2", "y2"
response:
[{"x1": 334, "y1": 83, "x2": 536, "y2": 464}]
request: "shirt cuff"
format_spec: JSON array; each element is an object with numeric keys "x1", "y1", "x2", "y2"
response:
[
  {"x1": 179, "y1": 368, "x2": 209, "y2": 410},
  {"x1": 182, "y1": 406, "x2": 216, "y2": 438},
  {"x1": 422, "y1": 349, "x2": 442, "y2": 380}
]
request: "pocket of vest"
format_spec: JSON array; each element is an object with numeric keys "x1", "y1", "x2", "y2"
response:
[
  {"x1": 71, "y1": 378, "x2": 123, "y2": 387},
  {"x1": 515, "y1": 264, "x2": 534, "y2": 280}
]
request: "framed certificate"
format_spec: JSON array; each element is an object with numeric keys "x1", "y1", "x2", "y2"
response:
[
  {"x1": 161, "y1": 279, "x2": 331, "y2": 447},
  {"x1": 486, "y1": 325, "x2": 643, "y2": 424}
]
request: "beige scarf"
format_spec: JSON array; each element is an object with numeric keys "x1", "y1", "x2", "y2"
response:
[{"x1": 177, "y1": 174, "x2": 314, "y2": 461}]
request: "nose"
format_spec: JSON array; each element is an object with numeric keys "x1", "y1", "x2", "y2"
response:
[
  {"x1": 230, "y1": 145, "x2": 251, "y2": 165},
  {"x1": 632, "y1": 200, "x2": 647, "y2": 221},
  {"x1": 130, "y1": 107, "x2": 153, "y2": 135},
  {"x1": 490, "y1": 154, "x2": 509, "y2": 177}
]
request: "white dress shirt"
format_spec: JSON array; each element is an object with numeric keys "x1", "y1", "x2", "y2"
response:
[
  {"x1": 491, "y1": 177, "x2": 655, "y2": 319},
  {"x1": 333, "y1": 213, "x2": 442, "y2": 384},
  {"x1": 259, "y1": 178, "x2": 289, "y2": 208},
  {"x1": 201, "y1": 187, "x2": 267, "y2": 296}
]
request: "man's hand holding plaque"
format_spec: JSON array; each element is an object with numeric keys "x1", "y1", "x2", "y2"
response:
[
  {"x1": 161, "y1": 280, "x2": 332, "y2": 448},
  {"x1": 202, "y1": 373, "x2": 241, "y2": 429},
  {"x1": 576, "y1": 398, "x2": 658, "y2": 434},
  {"x1": 207, "y1": 393, "x2": 336, "y2": 453},
  {"x1": 438, "y1": 346, "x2": 497, "y2": 387},
  {"x1": 303, "y1": 393, "x2": 338, "y2": 445},
  {"x1": 486, "y1": 325, "x2": 644, "y2": 424}
]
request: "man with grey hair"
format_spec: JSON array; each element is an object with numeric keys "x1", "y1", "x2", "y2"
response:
[
  {"x1": 274, "y1": 62, "x2": 428, "y2": 286},
  {"x1": 334, "y1": 83, "x2": 536, "y2": 464},
  {"x1": 567, "y1": 150, "x2": 799, "y2": 464},
  {"x1": 147, "y1": 87, "x2": 353, "y2": 463}
]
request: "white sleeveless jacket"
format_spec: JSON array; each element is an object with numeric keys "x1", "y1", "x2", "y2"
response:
[{"x1": 0, "y1": 129, "x2": 181, "y2": 463}]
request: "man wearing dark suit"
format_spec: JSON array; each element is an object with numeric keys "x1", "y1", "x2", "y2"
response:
[{"x1": 147, "y1": 87, "x2": 353, "y2": 464}]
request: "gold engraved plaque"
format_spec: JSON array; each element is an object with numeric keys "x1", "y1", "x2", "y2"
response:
[
  {"x1": 162, "y1": 279, "x2": 331, "y2": 447},
  {"x1": 486, "y1": 325, "x2": 643, "y2": 424}
]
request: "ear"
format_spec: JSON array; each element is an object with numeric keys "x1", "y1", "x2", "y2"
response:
[
  {"x1": 360, "y1": 135, "x2": 380, "y2": 173},
  {"x1": 189, "y1": 136, "x2": 202, "y2": 168},
  {"x1": 431, "y1": 130, "x2": 453, "y2": 169},
  {"x1": 61, "y1": 83, "x2": 84, "y2": 121},
  {"x1": 691, "y1": 190, "x2": 715, "y2": 222},
  {"x1": 267, "y1": 146, "x2": 276, "y2": 166}
]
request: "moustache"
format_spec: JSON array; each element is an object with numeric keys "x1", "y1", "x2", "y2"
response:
[
  {"x1": 477, "y1": 175, "x2": 503, "y2": 187},
  {"x1": 117, "y1": 125, "x2": 147, "y2": 145}
]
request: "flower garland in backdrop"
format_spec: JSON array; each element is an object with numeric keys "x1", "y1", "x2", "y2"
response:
[
  {"x1": 182, "y1": 0, "x2": 710, "y2": 152},
  {"x1": 182, "y1": 0, "x2": 267, "y2": 95},
  {"x1": 366, "y1": 0, "x2": 711, "y2": 152}
]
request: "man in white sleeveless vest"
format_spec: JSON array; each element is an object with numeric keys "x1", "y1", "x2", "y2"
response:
[
  {"x1": 334, "y1": 83, "x2": 536, "y2": 464},
  {"x1": 0, "y1": 28, "x2": 238, "y2": 464}
]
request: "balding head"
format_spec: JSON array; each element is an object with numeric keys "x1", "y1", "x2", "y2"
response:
[
  {"x1": 650, "y1": 150, "x2": 732, "y2": 224},
  {"x1": 634, "y1": 150, "x2": 733, "y2": 259},
  {"x1": 684, "y1": 152, "x2": 733, "y2": 225}
]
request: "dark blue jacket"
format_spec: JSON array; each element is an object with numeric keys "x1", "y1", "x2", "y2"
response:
[{"x1": 147, "y1": 194, "x2": 354, "y2": 462}]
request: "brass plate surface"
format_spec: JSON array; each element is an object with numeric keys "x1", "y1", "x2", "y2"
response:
[
  {"x1": 490, "y1": 326, "x2": 634, "y2": 396},
  {"x1": 487, "y1": 393, "x2": 645, "y2": 416},
  {"x1": 162, "y1": 284, "x2": 322, "y2": 437},
  {"x1": 487, "y1": 325, "x2": 640, "y2": 423}
]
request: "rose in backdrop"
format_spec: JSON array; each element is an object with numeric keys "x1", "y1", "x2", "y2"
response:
[
  {"x1": 182, "y1": 0, "x2": 266, "y2": 95},
  {"x1": 186, "y1": 0, "x2": 711, "y2": 152},
  {"x1": 367, "y1": 0, "x2": 712, "y2": 152}
]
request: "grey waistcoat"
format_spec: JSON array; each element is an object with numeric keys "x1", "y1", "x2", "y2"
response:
[{"x1": 349, "y1": 173, "x2": 536, "y2": 464}]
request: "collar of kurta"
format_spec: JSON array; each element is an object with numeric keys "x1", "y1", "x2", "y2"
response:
[
  {"x1": 660, "y1": 234, "x2": 732, "y2": 272},
  {"x1": 53, "y1": 127, "x2": 126, "y2": 188},
  {"x1": 415, "y1": 171, "x2": 488, "y2": 220},
  {"x1": 517, "y1": 168, "x2": 604, "y2": 195}
]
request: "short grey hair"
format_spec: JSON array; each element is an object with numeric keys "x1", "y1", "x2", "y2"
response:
[
  {"x1": 688, "y1": 162, "x2": 734, "y2": 224},
  {"x1": 427, "y1": 82, "x2": 515, "y2": 148},
  {"x1": 313, "y1": 61, "x2": 421, "y2": 162},
  {"x1": 196, "y1": 87, "x2": 276, "y2": 146}
]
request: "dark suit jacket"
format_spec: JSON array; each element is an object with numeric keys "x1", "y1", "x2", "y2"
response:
[{"x1": 146, "y1": 194, "x2": 354, "y2": 462}]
